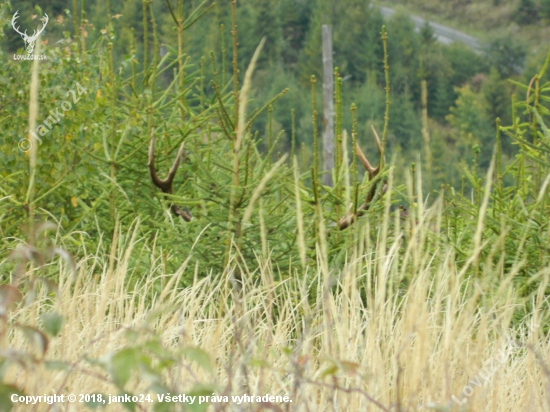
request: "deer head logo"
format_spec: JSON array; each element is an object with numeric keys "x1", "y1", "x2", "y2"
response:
[{"x1": 11, "y1": 11, "x2": 49, "y2": 55}]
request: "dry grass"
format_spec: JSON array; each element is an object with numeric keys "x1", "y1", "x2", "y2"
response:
[{"x1": 5, "y1": 190, "x2": 550, "y2": 412}]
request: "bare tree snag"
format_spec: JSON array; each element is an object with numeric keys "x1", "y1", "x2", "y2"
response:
[{"x1": 322, "y1": 24, "x2": 334, "y2": 187}]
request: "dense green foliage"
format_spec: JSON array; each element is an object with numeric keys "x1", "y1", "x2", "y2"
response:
[{"x1": 5, "y1": 0, "x2": 543, "y2": 185}]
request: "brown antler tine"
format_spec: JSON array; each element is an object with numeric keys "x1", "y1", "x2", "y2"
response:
[
  {"x1": 355, "y1": 142, "x2": 378, "y2": 178},
  {"x1": 355, "y1": 125, "x2": 382, "y2": 179},
  {"x1": 338, "y1": 125, "x2": 385, "y2": 230},
  {"x1": 338, "y1": 213, "x2": 356, "y2": 230},
  {"x1": 165, "y1": 141, "x2": 186, "y2": 191},
  {"x1": 148, "y1": 136, "x2": 167, "y2": 192},
  {"x1": 370, "y1": 125, "x2": 382, "y2": 156},
  {"x1": 338, "y1": 125, "x2": 388, "y2": 230},
  {"x1": 148, "y1": 135, "x2": 185, "y2": 194},
  {"x1": 148, "y1": 134, "x2": 191, "y2": 222}
]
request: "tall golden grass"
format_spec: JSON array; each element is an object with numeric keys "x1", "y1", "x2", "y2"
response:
[{"x1": 5, "y1": 174, "x2": 550, "y2": 412}]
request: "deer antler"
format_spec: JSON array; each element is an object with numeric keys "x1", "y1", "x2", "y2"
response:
[
  {"x1": 148, "y1": 135, "x2": 192, "y2": 222},
  {"x1": 338, "y1": 125, "x2": 386, "y2": 230}
]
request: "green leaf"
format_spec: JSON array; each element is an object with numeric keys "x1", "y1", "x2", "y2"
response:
[
  {"x1": 181, "y1": 347, "x2": 212, "y2": 372},
  {"x1": 0, "y1": 384, "x2": 22, "y2": 412},
  {"x1": 153, "y1": 402, "x2": 173, "y2": 412},
  {"x1": 507, "y1": 79, "x2": 529, "y2": 90},
  {"x1": 143, "y1": 340, "x2": 165, "y2": 358},
  {"x1": 124, "y1": 330, "x2": 139, "y2": 342},
  {"x1": 110, "y1": 348, "x2": 138, "y2": 388},
  {"x1": 120, "y1": 393, "x2": 136, "y2": 411},
  {"x1": 187, "y1": 385, "x2": 216, "y2": 412},
  {"x1": 186, "y1": 402, "x2": 208, "y2": 412},
  {"x1": 320, "y1": 363, "x2": 339, "y2": 378},
  {"x1": 41, "y1": 311, "x2": 64, "y2": 337}
]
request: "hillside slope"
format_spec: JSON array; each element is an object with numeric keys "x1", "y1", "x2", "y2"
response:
[{"x1": 376, "y1": 0, "x2": 550, "y2": 51}]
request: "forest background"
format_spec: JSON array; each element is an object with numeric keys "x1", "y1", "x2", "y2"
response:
[{"x1": 3, "y1": 0, "x2": 550, "y2": 185}]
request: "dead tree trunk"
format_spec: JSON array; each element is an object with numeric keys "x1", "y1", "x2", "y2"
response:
[{"x1": 322, "y1": 24, "x2": 334, "y2": 187}]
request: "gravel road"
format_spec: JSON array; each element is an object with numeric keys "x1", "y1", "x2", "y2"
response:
[{"x1": 378, "y1": 6, "x2": 483, "y2": 51}]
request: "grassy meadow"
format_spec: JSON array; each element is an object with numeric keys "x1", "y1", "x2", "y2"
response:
[{"x1": 5, "y1": 199, "x2": 550, "y2": 411}]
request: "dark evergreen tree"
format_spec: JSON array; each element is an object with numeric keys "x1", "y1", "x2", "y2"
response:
[
  {"x1": 541, "y1": 0, "x2": 550, "y2": 19},
  {"x1": 332, "y1": 0, "x2": 379, "y2": 84},
  {"x1": 419, "y1": 21, "x2": 436, "y2": 45},
  {"x1": 296, "y1": 0, "x2": 332, "y2": 84},
  {"x1": 481, "y1": 68, "x2": 513, "y2": 154},
  {"x1": 280, "y1": 0, "x2": 311, "y2": 70},
  {"x1": 385, "y1": 12, "x2": 420, "y2": 95},
  {"x1": 487, "y1": 35, "x2": 526, "y2": 78},
  {"x1": 515, "y1": 0, "x2": 539, "y2": 25},
  {"x1": 416, "y1": 24, "x2": 454, "y2": 119},
  {"x1": 251, "y1": 0, "x2": 283, "y2": 68},
  {"x1": 482, "y1": 69, "x2": 510, "y2": 122}
]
